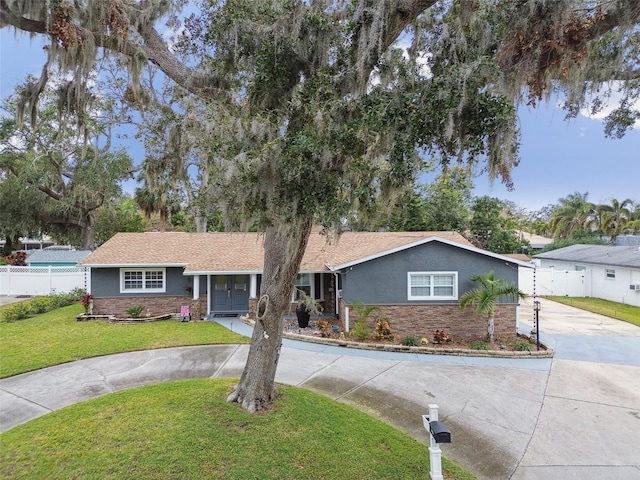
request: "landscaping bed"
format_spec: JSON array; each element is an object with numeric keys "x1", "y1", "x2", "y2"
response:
[
  {"x1": 279, "y1": 318, "x2": 553, "y2": 357},
  {"x1": 76, "y1": 313, "x2": 176, "y2": 323}
]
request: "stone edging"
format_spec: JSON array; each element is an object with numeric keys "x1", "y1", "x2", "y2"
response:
[
  {"x1": 76, "y1": 313, "x2": 174, "y2": 323},
  {"x1": 242, "y1": 318, "x2": 554, "y2": 358}
]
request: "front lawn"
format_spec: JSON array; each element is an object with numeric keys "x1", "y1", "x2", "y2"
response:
[
  {"x1": 0, "y1": 378, "x2": 474, "y2": 480},
  {"x1": 0, "y1": 303, "x2": 249, "y2": 378},
  {"x1": 546, "y1": 296, "x2": 640, "y2": 327}
]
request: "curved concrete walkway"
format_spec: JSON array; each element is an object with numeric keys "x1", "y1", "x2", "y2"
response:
[{"x1": 1, "y1": 298, "x2": 639, "y2": 480}]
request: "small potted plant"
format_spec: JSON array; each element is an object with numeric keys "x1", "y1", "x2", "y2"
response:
[{"x1": 295, "y1": 289, "x2": 322, "y2": 328}]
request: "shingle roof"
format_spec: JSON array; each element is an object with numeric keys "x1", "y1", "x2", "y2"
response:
[
  {"x1": 515, "y1": 230, "x2": 553, "y2": 249},
  {"x1": 534, "y1": 244, "x2": 640, "y2": 268},
  {"x1": 81, "y1": 231, "x2": 478, "y2": 273},
  {"x1": 27, "y1": 249, "x2": 92, "y2": 265}
]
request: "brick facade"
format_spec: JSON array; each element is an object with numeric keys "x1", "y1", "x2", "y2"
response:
[
  {"x1": 339, "y1": 299, "x2": 518, "y2": 340},
  {"x1": 92, "y1": 296, "x2": 207, "y2": 320}
]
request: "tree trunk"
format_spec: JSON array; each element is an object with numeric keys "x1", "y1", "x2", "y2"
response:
[
  {"x1": 194, "y1": 215, "x2": 207, "y2": 233},
  {"x1": 227, "y1": 215, "x2": 313, "y2": 413},
  {"x1": 2, "y1": 235, "x2": 19, "y2": 256},
  {"x1": 488, "y1": 315, "x2": 495, "y2": 343},
  {"x1": 81, "y1": 211, "x2": 96, "y2": 249}
]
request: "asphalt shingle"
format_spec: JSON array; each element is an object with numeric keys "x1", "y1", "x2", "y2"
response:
[
  {"x1": 534, "y1": 244, "x2": 640, "y2": 268},
  {"x1": 81, "y1": 231, "x2": 473, "y2": 273}
]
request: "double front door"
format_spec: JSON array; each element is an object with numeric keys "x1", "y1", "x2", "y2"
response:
[{"x1": 211, "y1": 275, "x2": 249, "y2": 312}]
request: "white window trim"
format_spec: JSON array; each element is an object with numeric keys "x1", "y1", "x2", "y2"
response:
[
  {"x1": 605, "y1": 268, "x2": 616, "y2": 280},
  {"x1": 292, "y1": 273, "x2": 322, "y2": 302},
  {"x1": 407, "y1": 271, "x2": 458, "y2": 301},
  {"x1": 120, "y1": 268, "x2": 166, "y2": 293}
]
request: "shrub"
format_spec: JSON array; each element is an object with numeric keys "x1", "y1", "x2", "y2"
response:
[
  {"x1": 28, "y1": 296, "x2": 55, "y2": 314},
  {"x1": 348, "y1": 302, "x2": 380, "y2": 341},
  {"x1": 79, "y1": 292, "x2": 93, "y2": 313},
  {"x1": 432, "y1": 329, "x2": 451, "y2": 344},
  {"x1": 349, "y1": 317, "x2": 371, "y2": 341},
  {"x1": 69, "y1": 287, "x2": 86, "y2": 298},
  {"x1": 401, "y1": 335, "x2": 419, "y2": 346},
  {"x1": 3, "y1": 251, "x2": 27, "y2": 265},
  {"x1": 2, "y1": 302, "x2": 31, "y2": 322},
  {"x1": 514, "y1": 341, "x2": 532, "y2": 351},
  {"x1": 315, "y1": 320, "x2": 331, "y2": 337},
  {"x1": 49, "y1": 292, "x2": 78, "y2": 309},
  {"x1": 126, "y1": 305, "x2": 145, "y2": 318},
  {"x1": 374, "y1": 318, "x2": 394, "y2": 340},
  {"x1": 470, "y1": 341, "x2": 490, "y2": 350},
  {"x1": 1, "y1": 292, "x2": 79, "y2": 322}
]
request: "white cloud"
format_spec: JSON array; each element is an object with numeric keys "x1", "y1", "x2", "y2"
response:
[
  {"x1": 162, "y1": 24, "x2": 190, "y2": 53},
  {"x1": 579, "y1": 81, "x2": 640, "y2": 129}
]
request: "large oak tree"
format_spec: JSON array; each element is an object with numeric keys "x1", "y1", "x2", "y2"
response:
[
  {"x1": 1, "y1": 0, "x2": 638, "y2": 412},
  {"x1": 1, "y1": 80, "x2": 134, "y2": 249}
]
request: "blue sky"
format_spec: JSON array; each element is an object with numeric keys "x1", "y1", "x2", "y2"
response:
[{"x1": 1, "y1": 29, "x2": 638, "y2": 214}]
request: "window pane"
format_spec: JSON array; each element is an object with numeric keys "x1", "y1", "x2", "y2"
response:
[
  {"x1": 411, "y1": 275, "x2": 430, "y2": 287},
  {"x1": 411, "y1": 286, "x2": 431, "y2": 296},
  {"x1": 145, "y1": 270, "x2": 164, "y2": 289},
  {"x1": 124, "y1": 271, "x2": 143, "y2": 290},
  {"x1": 434, "y1": 286, "x2": 454, "y2": 296},
  {"x1": 215, "y1": 278, "x2": 227, "y2": 290},
  {"x1": 433, "y1": 275, "x2": 453, "y2": 286}
]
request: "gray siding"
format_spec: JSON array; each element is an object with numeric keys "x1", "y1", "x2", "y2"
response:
[
  {"x1": 91, "y1": 267, "x2": 206, "y2": 297},
  {"x1": 340, "y1": 241, "x2": 518, "y2": 304}
]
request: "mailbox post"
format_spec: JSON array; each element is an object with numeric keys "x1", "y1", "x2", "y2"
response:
[{"x1": 422, "y1": 404, "x2": 451, "y2": 480}]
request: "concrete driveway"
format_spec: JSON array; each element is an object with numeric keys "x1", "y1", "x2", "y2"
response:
[
  {"x1": 511, "y1": 298, "x2": 640, "y2": 479},
  {"x1": 0, "y1": 295, "x2": 29, "y2": 307},
  {"x1": 1, "y1": 298, "x2": 639, "y2": 480}
]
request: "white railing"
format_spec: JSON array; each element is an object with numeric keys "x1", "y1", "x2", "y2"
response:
[{"x1": 0, "y1": 266, "x2": 90, "y2": 296}]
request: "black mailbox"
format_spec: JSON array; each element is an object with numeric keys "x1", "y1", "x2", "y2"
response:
[{"x1": 429, "y1": 420, "x2": 451, "y2": 443}]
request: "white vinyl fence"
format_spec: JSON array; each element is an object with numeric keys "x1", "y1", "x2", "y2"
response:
[
  {"x1": 0, "y1": 266, "x2": 90, "y2": 296},
  {"x1": 519, "y1": 267, "x2": 588, "y2": 297}
]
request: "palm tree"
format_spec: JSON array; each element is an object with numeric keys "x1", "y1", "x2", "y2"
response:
[
  {"x1": 549, "y1": 192, "x2": 594, "y2": 239},
  {"x1": 628, "y1": 203, "x2": 640, "y2": 234},
  {"x1": 585, "y1": 203, "x2": 608, "y2": 236},
  {"x1": 459, "y1": 271, "x2": 526, "y2": 343},
  {"x1": 600, "y1": 198, "x2": 633, "y2": 240}
]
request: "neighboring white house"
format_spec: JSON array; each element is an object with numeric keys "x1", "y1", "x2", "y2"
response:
[
  {"x1": 532, "y1": 244, "x2": 640, "y2": 307},
  {"x1": 515, "y1": 230, "x2": 554, "y2": 251}
]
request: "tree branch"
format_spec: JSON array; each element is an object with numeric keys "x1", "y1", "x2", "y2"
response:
[
  {"x1": 382, "y1": 0, "x2": 438, "y2": 52},
  {"x1": 585, "y1": 1, "x2": 640, "y2": 40},
  {"x1": 0, "y1": 0, "x2": 46, "y2": 33},
  {"x1": 0, "y1": 1, "x2": 223, "y2": 100}
]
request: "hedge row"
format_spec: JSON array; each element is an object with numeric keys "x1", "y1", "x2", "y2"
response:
[{"x1": 1, "y1": 290, "x2": 83, "y2": 322}]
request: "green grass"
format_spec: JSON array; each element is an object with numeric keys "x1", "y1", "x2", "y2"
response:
[
  {"x1": 0, "y1": 379, "x2": 475, "y2": 480},
  {"x1": 0, "y1": 303, "x2": 249, "y2": 378},
  {"x1": 546, "y1": 296, "x2": 640, "y2": 327},
  {"x1": 0, "y1": 305, "x2": 476, "y2": 479}
]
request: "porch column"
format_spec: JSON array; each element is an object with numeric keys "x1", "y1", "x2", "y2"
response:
[
  {"x1": 207, "y1": 275, "x2": 211, "y2": 314},
  {"x1": 250, "y1": 274, "x2": 258, "y2": 298},
  {"x1": 192, "y1": 275, "x2": 200, "y2": 300}
]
